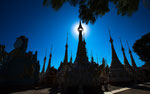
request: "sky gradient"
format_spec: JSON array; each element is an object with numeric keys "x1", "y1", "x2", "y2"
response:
[{"x1": 0, "y1": 0, "x2": 150, "y2": 71}]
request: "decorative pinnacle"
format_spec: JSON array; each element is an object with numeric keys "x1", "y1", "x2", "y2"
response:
[
  {"x1": 67, "y1": 32, "x2": 68, "y2": 44},
  {"x1": 119, "y1": 37, "x2": 124, "y2": 51},
  {"x1": 108, "y1": 26, "x2": 111, "y2": 37},
  {"x1": 50, "y1": 45, "x2": 52, "y2": 57},
  {"x1": 65, "y1": 32, "x2": 68, "y2": 49},
  {"x1": 91, "y1": 51, "x2": 94, "y2": 62},
  {"x1": 108, "y1": 27, "x2": 113, "y2": 43},
  {"x1": 43, "y1": 50, "x2": 46, "y2": 64},
  {"x1": 78, "y1": 21, "x2": 83, "y2": 31},
  {"x1": 70, "y1": 51, "x2": 72, "y2": 62},
  {"x1": 126, "y1": 40, "x2": 130, "y2": 49},
  {"x1": 126, "y1": 40, "x2": 131, "y2": 53}
]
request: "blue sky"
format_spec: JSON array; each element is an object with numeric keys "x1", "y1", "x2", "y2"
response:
[{"x1": 0, "y1": 0, "x2": 150, "y2": 71}]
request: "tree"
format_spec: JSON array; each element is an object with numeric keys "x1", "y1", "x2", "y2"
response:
[
  {"x1": 143, "y1": 0, "x2": 150, "y2": 9},
  {"x1": 42, "y1": 0, "x2": 150, "y2": 24},
  {"x1": 133, "y1": 33, "x2": 150, "y2": 63}
]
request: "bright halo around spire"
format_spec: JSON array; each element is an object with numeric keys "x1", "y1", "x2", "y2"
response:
[{"x1": 72, "y1": 22, "x2": 89, "y2": 38}]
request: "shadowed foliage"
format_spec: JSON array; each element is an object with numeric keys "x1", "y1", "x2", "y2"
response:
[
  {"x1": 43, "y1": 0, "x2": 141, "y2": 24},
  {"x1": 133, "y1": 33, "x2": 150, "y2": 63}
]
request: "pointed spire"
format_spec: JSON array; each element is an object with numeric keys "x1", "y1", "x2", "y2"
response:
[
  {"x1": 66, "y1": 32, "x2": 68, "y2": 45},
  {"x1": 78, "y1": 21, "x2": 83, "y2": 32},
  {"x1": 101, "y1": 58, "x2": 107, "y2": 77},
  {"x1": 64, "y1": 33, "x2": 68, "y2": 64},
  {"x1": 41, "y1": 49, "x2": 47, "y2": 74},
  {"x1": 75, "y1": 21, "x2": 88, "y2": 63},
  {"x1": 119, "y1": 37, "x2": 124, "y2": 51},
  {"x1": 46, "y1": 46, "x2": 52, "y2": 72},
  {"x1": 119, "y1": 38, "x2": 131, "y2": 68},
  {"x1": 102, "y1": 58, "x2": 106, "y2": 68},
  {"x1": 78, "y1": 21, "x2": 83, "y2": 43},
  {"x1": 127, "y1": 41, "x2": 131, "y2": 54},
  {"x1": 108, "y1": 28, "x2": 123, "y2": 68},
  {"x1": 69, "y1": 51, "x2": 73, "y2": 64},
  {"x1": 108, "y1": 27, "x2": 113, "y2": 43},
  {"x1": 126, "y1": 41, "x2": 137, "y2": 68},
  {"x1": 105, "y1": 58, "x2": 108, "y2": 67},
  {"x1": 108, "y1": 29, "x2": 119, "y2": 61},
  {"x1": 91, "y1": 51, "x2": 94, "y2": 63}
]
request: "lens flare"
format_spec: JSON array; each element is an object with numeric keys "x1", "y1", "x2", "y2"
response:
[{"x1": 72, "y1": 22, "x2": 89, "y2": 38}]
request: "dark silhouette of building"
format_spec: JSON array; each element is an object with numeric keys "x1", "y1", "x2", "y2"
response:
[
  {"x1": 56, "y1": 21, "x2": 107, "y2": 94},
  {"x1": 108, "y1": 31, "x2": 150, "y2": 83},
  {"x1": 0, "y1": 36, "x2": 40, "y2": 86},
  {"x1": 108, "y1": 29, "x2": 132, "y2": 84},
  {"x1": 120, "y1": 39, "x2": 133, "y2": 80},
  {"x1": 127, "y1": 41, "x2": 137, "y2": 69},
  {"x1": 0, "y1": 21, "x2": 149, "y2": 94},
  {"x1": 0, "y1": 22, "x2": 149, "y2": 93},
  {"x1": 40, "y1": 47, "x2": 57, "y2": 87}
]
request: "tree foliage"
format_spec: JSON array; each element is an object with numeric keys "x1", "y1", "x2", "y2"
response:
[
  {"x1": 133, "y1": 33, "x2": 150, "y2": 63},
  {"x1": 43, "y1": 0, "x2": 141, "y2": 24}
]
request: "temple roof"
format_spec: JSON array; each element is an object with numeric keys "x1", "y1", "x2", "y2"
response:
[
  {"x1": 109, "y1": 30, "x2": 123, "y2": 69},
  {"x1": 120, "y1": 39, "x2": 131, "y2": 68}
]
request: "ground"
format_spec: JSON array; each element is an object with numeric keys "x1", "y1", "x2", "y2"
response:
[
  {"x1": 12, "y1": 88, "x2": 51, "y2": 94},
  {"x1": 0, "y1": 82, "x2": 150, "y2": 94},
  {"x1": 115, "y1": 83, "x2": 150, "y2": 94}
]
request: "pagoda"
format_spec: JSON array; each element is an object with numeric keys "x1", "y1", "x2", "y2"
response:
[
  {"x1": 108, "y1": 29, "x2": 131, "y2": 84},
  {"x1": 40, "y1": 47, "x2": 57, "y2": 86},
  {"x1": 120, "y1": 39, "x2": 133, "y2": 81},
  {"x1": 57, "y1": 33, "x2": 72, "y2": 87},
  {"x1": 127, "y1": 41, "x2": 137, "y2": 69},
  {"x1": 57, "y1": 21, "x2": 102, "y2": 94}
]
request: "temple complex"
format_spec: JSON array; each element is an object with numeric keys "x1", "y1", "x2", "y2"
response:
[
  {"x1": 39, "y1": 22, "x2": 150, "y2": 93},
  {"x1": 0, "y1": 22, "x2": 149, "y2": 93}
]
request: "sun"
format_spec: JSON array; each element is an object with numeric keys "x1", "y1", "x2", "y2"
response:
[{"x1": 72, "y1": 22, "x2": 89, "y2": 38}]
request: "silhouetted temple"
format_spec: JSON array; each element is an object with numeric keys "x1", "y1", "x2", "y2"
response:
[
  {"x1": 127, "y1": 41, "x2": 138, "y2": 69},
  {"x1": 38, "y1": 22, "x2": 150, "y2": 93},
  {"x1": 40, "y1": 47, "x2": 57, "y2": 87},
  {"x1": 0, "y1": 22, "x2": 150, "y2": 93},
  {"x1": 55, "y1": 21, "x2": 109, "y2": 93},
  {"x1": 120, "y1": 39, "x2": 133, "y2": 80},
  {"x1": 0, "y1": 36, "x2": 40, "y2": 86},
  {"x1": 108, "y1": 31, "x2": 150, "y2": 83},
  {"x1": 108, "y1": 30, "x2": 132, "y2": 83}
]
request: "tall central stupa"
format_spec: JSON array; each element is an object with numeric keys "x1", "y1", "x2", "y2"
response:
[
  {"x1": 75, "y1": 21, "x2": 89, "y2": 64},
  {"x1": 57, "y1": 21, "x2": 102, "y2": 94}
]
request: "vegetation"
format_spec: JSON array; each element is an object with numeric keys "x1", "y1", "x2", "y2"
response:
[
  {"x1": 43, "y1": 0, "x2": 142, "y2": 24},
  {"x1": 133, "y1": 33, "x2": 150, "y2": 63}
]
